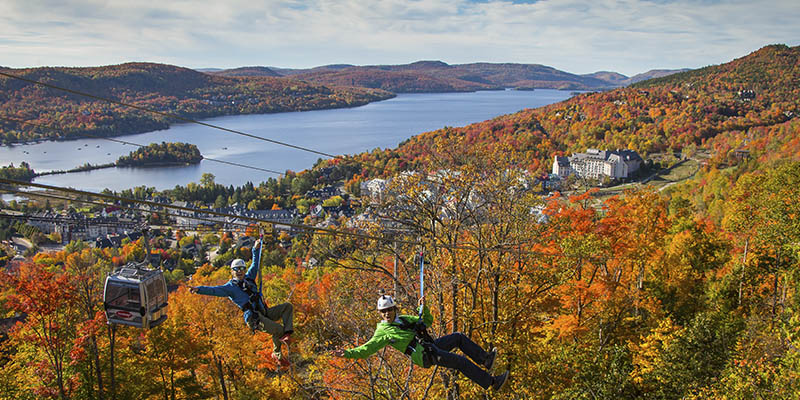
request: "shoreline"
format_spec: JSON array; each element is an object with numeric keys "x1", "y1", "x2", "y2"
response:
[
  {"x1": 35, "y1": 161, "x2": 201, "y2": 177},
  {"x1": 0, "y1": 93, "x2": 396, "y2": 148},
  {"x1": 3, "y1": 89, "x2": 576, "y2": 192},
  {"x1": 0, "y1": 87, "x2": 585, "y2": 148}
]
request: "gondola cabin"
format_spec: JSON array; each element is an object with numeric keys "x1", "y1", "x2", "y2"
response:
[{"x1": 103, "y1": 262, "x2": 168, "y2": 329}]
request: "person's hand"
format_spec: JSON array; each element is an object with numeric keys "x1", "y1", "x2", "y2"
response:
[
  {"x1": 418, "y1": 296, "x2": 425, "y2": 307},
  {"x1": 332, "y1": 349, "x2": 345, "y2": 357},
  {"x1": 254, "y1": 239, "x2": 261, "y2": 250},
  {"x1": 189, "y1": 286, "x2": 199, "y2": 294}
]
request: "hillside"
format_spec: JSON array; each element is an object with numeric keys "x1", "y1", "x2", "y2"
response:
[
  {"x1": 219, "y1": 61, "x2": 624, "y2": 92},
  {"x1": 583, "y1": 68, "x2": 690, "y2": 86},
  {"x1": 626, "y1": 68, "x2": 691, "y2": 84},
  {"x1": 343, "y1": 44, "x2": 798, "y2": 177},
  {"x1": 294, "y1": 66, "x2": 500, "y2": 93},
  {"x1": 0, "y1": 62, "x2": 394, "y2": 144},
  {"x1": 453, "y1": 62, "x2": 612, "y2": 90},
  {"x1": 210, "y1": 66, "x2": 281, "y2": 77},
  {"x1": 582, "y1": 70, "x2": 629, "y2": 85}
]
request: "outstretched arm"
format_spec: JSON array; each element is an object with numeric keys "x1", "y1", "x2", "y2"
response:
[
  {"x1": 246, "y1": 239, "x2": 262, "y2": 280},
  {"x1": 341, "y1": 331, "x2": 391, "y2": 359},
  {"x1": 189, "y1": 283, "x2": 232, "y2": 297}
]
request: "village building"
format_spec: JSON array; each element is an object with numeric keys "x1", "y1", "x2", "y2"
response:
[{"x1": 552, "y1": 149, "x2": 642, "y2": 180}]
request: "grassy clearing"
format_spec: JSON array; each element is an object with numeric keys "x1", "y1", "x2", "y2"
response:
[
  {"x1": 587, "y1": 159, "x2": 701, "y2": 203},
  {"x1": 647, "y1": 159, "x2": 699, "y2": 187}
]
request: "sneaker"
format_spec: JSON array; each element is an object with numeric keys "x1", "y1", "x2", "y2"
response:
[
  {"x1": 279, "y1": 331, "x2": 293, "y2": 344},
  {"x1": 492, "y1": 371, "x2": 509, "y2": 391},
  {"x1": 484, "y1": 347, "x2": 497, "y2": 370}
]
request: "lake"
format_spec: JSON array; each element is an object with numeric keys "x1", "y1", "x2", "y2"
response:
[{"x1": 1, "y1": 89, "x2": 573, "y2": 192}]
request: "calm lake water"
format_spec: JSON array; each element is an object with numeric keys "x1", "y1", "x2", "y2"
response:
[{"x1": 1, "y1": 89, "x2": 573, "y2": 192}]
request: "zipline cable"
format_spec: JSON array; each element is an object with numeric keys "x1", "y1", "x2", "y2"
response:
[
  {"x1": 0, "y1": 115, "x2": 285, "y2": 176},
  {"x1": 419, "y1": 247, "x2": 425, "y2": 318},
  {"x1": 0, "y1": 71, "x2": 338, "y2": 158}
]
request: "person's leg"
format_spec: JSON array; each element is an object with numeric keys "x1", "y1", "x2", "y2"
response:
[
  {"x1": 261, "y1": 303, "x2": 294, "y2": 355},
  {"x1": 434, "y1": 332, "x2": 489, "y2": 366},
  {"x1": 265, "y1": 302, "x2": 293, "y2": 335},
  {"x1": 429, "y1": 346, "x2": 494, "y2": 389},
  {"x1": 255, "y1": 312, "x2": 284, "y2": 355}
]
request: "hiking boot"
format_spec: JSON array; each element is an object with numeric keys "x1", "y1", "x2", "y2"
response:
[
  {"x1": 492, "y1": 371, "x2": 509, "y2": 391},
  {"x1": 484, "y1": 347, "x2": 497, "y2": 370}
]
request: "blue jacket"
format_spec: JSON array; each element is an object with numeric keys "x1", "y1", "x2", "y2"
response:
[{"x1": 195, "y1": 243, "x2": 262, "y2": 325}]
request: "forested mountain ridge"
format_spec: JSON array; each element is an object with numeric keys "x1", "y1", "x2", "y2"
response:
[
  {"x1": 626, "y1": 68, "x2": 691, "y2": 84},
  {"x1": 0, "y1": 62, "x2": 394, "y2": 144},
  {"x1": 211, "y1": 66, "x2": 282, "y2": 77},
  {"x1": 584, "y1": 69, "x2": 691, "y2": 86},
  {"x1": 338, "y1": 44, "x2": 798, "y2": 178},
  {"x1": 217, "y1": 60, "x2": 630, "y2": 92},
  {"x1": 294, "y1": 66, "x2": 501, "y2": 93}
]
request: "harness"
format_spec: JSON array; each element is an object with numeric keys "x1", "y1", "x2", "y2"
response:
[
  {"x1": 242, "y1": 229, "x2": 267, "y2": 332},
  {"x1": 398, "y1": 316, "x2": 439, "y2": 367},
  {"x1": 398, "y1": 247, "x2": 441, "y2": 367},
  {"x1": 235, "y1": 277, "x2": 267, "y2": 330}
]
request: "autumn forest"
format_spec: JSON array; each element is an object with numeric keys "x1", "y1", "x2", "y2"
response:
[{"x1": 1, "y1": 45, "x2": 800, "y2": 399}]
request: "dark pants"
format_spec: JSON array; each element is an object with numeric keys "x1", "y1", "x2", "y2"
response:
[
  {"x1": 249, "y1": 302, "x2": 294, "y2": 356},
  {"x1": 429, "y1": 333, "x2": 494, "y2": 389}
]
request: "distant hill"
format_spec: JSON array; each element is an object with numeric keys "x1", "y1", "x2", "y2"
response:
[
  {"x1": 270, "y1": 64, "x2": 355, "y2": 76},
  {"x1": 294, "y1": 66, "x2": 500, "y2": 93},
  {"x1": 583, "y1": 69, "x2": 690, "y2": 86},
  {"x1": 217, "y1": 61, "x2": 626, "y2": 92},
  {"x1": 213, "y1": 62, "x2": 693, "y2": 93},
  {"x1": 0, "y1": 62, "x2": 394, "y2": 144},
  {"x1": 626, "y1": 69, "x2": 691, "y2": 84},
  {"x1": 582, "y1": 71, "x2": 629, "y2": 85},
  {"x1": 453, "y1": 62, "x2": 611, "y2": 90},
  {"x1": 325, "y1": 44, "x2": 799, "y2": 177},
  {"x1": 210, "y1": 66, "x2": 281, "y2": 77}
]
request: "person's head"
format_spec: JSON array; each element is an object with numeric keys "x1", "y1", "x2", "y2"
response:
[
  {"x1": 231, "y1": 258, "x2": 246, "y2": 280},
  {"x1": 377, "y1": 294, "x2": 397, "y2": 321}
]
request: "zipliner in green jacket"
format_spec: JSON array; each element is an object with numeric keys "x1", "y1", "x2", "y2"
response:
[{"x1": 343, "y1": 305, "x2": 434, "y2": 367}]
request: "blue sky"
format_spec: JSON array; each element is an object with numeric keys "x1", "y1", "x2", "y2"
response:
[{"x1": 1, "y1": 0, "x2": 798, "y2": 76}]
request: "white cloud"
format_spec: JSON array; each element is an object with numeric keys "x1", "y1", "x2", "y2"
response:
[{"x1": 1, "y1": 0, "x2": 798, "y2": 75}]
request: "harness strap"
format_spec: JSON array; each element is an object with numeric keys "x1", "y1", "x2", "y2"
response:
[
  {"x1": 236, "y1": 278, "x2": 266, "y2": 313},
  {"x1": 405, "y1": 337, "x2": 418, "y2": 355}
]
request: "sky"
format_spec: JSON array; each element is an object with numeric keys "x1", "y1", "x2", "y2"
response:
[{"x1": 1, "y1": 0, "x2": 798, "y2": 77}]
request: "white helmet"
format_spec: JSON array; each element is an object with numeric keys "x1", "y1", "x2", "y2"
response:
[
  {"x1": 377, "y1": 294, "x2": 396, "y2": 311},
  {"x1": 231, "y1": 259, "x2": 246, "y2": 270}
]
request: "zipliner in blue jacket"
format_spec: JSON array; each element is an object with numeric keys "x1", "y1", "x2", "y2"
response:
[{"x1": 194, "y1": 244, "x2": 262, "y2": 325}]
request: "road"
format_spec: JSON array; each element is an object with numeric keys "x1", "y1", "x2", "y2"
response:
[{"x1": 11, "y1": 236, "x2": 32, "y2": 254}]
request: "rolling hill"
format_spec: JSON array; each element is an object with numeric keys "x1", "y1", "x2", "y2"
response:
[
  {"x1": 0, "y1": 62, "x2": 394, "y2": 144},
  {"x1": 215, "y1": 61, "x2": 633, "y2": 92},
  {"x1": 322, "y1": 45, "x2": 799, "y2": 178}
]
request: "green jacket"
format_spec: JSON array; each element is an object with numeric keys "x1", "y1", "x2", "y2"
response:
[{"x1": 343, "y1": 305, "x2": 434, "y2": 367}]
